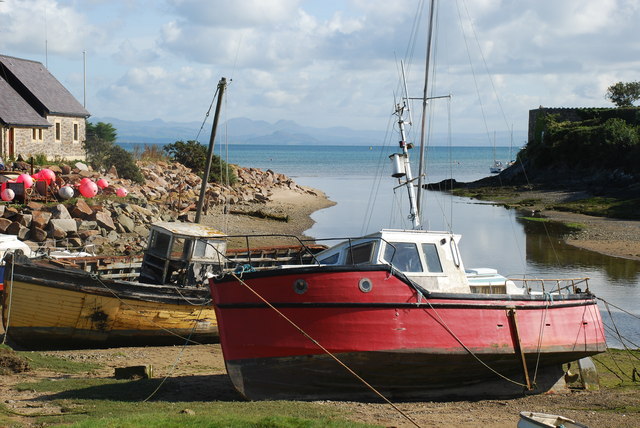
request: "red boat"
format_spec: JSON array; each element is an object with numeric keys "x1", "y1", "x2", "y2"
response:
[
  {"x1": 210, "y1": 229, "x2": 606, "y2": 400},
  {"x1": 209, "y1": 0, "x2": 606, "y2": 401}
]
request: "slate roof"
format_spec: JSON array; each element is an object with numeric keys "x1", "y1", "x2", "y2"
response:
[
  {"x1": 0, "y1": 54, "x2": 90, "y2": 119},
  {"x1": 0, "y1": 77, "x2": 51, "y2": 126}
]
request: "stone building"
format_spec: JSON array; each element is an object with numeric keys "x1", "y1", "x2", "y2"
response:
[{"x1": 0, "y1": 54, "x2": 90, "y2": 162}]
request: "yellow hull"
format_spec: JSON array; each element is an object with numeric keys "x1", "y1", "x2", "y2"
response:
[{"x1": 2, "y1": 278, "x2": 217, "y2": 348}]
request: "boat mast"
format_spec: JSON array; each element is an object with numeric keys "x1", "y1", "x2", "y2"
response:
[
  {"x1": 416, "y1": 0, "x2": 437, "y2": 217},
  {"x1": 195, "y1": 77, "x2": 227, "y2": 224}
]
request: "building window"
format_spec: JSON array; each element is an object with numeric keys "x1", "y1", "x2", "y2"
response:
[
  {"x1": 73, "y1": 123, "x2": 79, "y2": 142},
  {"x1": 55, "y1": 122, "x2": 61, "y2": 142},
  {"x1": 38, "y1": 129, "x2": 43, "y2": 141},
  {"x1": 32, "y1": 129, "x2": 37, "y2": 141}
]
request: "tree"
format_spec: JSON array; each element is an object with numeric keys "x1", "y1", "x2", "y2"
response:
[
  {"x1": 83, "y1": 121, "x2": 144, "y2": 183},
  {"x1": 605, "y1": 81, "x2": 640, "y2": 107},
  {"x1": 163, "y1": 140, "x2": 236, "y2": 184},
  {"x1": 84, "y1": 121, "x2": 117, "y2": 169}
]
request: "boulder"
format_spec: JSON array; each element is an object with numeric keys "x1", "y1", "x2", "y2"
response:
[
  {"x1": 31, "y1": 211, "x2": 52, "y2": 229},
  {"x1": 117, "y1": 214, "x2": 135, "y2": 233},
  {"x1": 3, "y1": 206, "x2": 19, "y2": 219},
  {"x1": 49, "y1": 218, "x2": 78, "y2": 234},
  {"x1": 14, "y1": 213, "x2": 32, "y2": 227},
  {"x1": 6, "y1": 221, "x2": 29, "y2": 240},
  {"x1": 0, "y1": 218, "x2": 11, "y2": 233},
  {"x1": 29, "y1": 226, "x2": 47, "y2": 242},
  {"x1": 51, "y1": 204, "x2": 72, "y2": 220},
  {"x1": 75, "y1": 162, "x2": 89, "y2": 171},
  {"x1": 91, "y1": 211, "x2": 116, "y2": 231},
  {"x1": 70, "y1": 199, "x2": 94, "y2": 219}
]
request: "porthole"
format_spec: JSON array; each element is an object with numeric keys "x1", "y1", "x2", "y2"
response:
[
  {"x1": 359, "y1": 278, "x2": 373, "y2": 293},
  {"x1": 293, "y1": 279, "x2": 308, "y2": 294}
]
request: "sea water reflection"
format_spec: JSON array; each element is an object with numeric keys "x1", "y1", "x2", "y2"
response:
[{"x1": 297, "y1": 176, "x2": 640, "y2": 348}]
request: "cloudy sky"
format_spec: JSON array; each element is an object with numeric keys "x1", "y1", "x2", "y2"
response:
[{"x1": 1, "y1": 0, "x2": 638, "y2": 144}]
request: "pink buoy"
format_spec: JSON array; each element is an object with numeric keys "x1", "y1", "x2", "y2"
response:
[
  {"x1": 38, "y1": 168, "x2": 56, "y2": 184},
  {"x1": 96, "y1": 178, "x2": 109, "y2": 189},
  {"x1": 16, "y1": 174, "x2": 34, "y2": 189},
  {"x1": 1, "y1": 188, "x2": 15, "y2": 201},
  {"x1": 80, "y1": 177, "x2": 92, "y2": 185},
  {"x1": 116, "y1": 187, "x2": 128, "y2": 197},
  {"x1": 79, "y1": 181, "x2": 98, "y2": 198}
]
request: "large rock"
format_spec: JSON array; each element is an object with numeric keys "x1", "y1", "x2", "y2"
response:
[
  {"x1": 90, "y1": 211, "x2": 116, "y2": 231},
  {"x1": 51, "y1": 204, "x2": 72, "y2": 219},
  {"x1": 49, "y1": 218, "x2": 78, "y2": 234},
  {"x1": 117, "y1": 214, "x2": 135, "y2": 233},
  {"x1": 70, "y1": 199, "x2": 94, "y2": 219},
  {"x1": 7, "y1": 222, "x2": 29, "y2": 240},
  {"x1": 0, "y1": 218, "x2": 12, "y2": 233},
  {"x1": 31, "y1": 210, "x2": 52, "y2": 229},
  {"x1": 29, "y1": 226, "x2": 47, "y2": 242},
  {"x1": 14, "y1": 213, "x2": 32, "y2": 227}
]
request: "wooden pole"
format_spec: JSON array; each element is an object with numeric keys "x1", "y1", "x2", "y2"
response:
[
  {"x1": 195, "y1": 77, "x2": 227, "y2": 223},
  {"x1": 508, "y1": 308, "x2": 533, "y2": 390}
]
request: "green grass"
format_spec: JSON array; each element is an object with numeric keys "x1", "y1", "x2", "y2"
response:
[
  {"x1": 550, "y1": 197, "x2": 640, "y2": 220},
  {"x1": 16, "y1": 351, "x2": 101, "y2": 374},
  {"x1": 592, "y1": 348, "x2": 640, "y2": 391},
  {"x1": 7, "y1": 376, "x2": 378, "y2": 427}
]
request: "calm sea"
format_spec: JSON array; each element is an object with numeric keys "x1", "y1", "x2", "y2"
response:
[{"x1": 122, "y1": 142, "x2": 639, "y2": 347}]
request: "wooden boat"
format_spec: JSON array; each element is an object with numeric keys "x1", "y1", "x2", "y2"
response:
[
  {"x1": 518, "y1": 412, "x2": 589, "y2": 428},
  {"x1": 2, "y1": 222, "x2": 226, "y2": 349},
  {"x1": 208, "y1": 1, "x2": 606, "y2": 401}
]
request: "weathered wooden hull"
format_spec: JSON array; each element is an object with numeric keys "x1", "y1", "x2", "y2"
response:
[
  {"x1": 2, "y1": 257, "x2": 217, "y2": 349},
  {"x1": 211, "y1": 266, "x2": 606, "y2": 400}
]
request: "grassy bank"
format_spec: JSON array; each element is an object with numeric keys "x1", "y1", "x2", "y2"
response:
[{"x1": 451, "y1": 185, "x2": 640, "y2": 220}]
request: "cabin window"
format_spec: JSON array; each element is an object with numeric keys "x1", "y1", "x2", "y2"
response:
[
  {"x1": 345, "y1": 241, "x2": 376, "y2": 265},
  {"x1": 73, "y1": 123, "x2": 79, "y2": 142},
  {"x1": 422, "y1": 243, "x2": 443, "y2": 273},
  {"x1": 171, "y1": 237, "x2": 194, "y2": 260},
  {"x1": 383, "y1": 242, "x2": 423, "y2": 272},
  {"x1": 319, "y1": 253, "x2": 339, "y2": 265},
  {"x1": 148, "y1": 231, "x2": 171, "y2": 257},
  {"x1": 32, "y1": 129, "x2": 37, "y2": 141},
  {"x1": 193, "y1": 238, "x2": 221, "y2": 259},
  {"x1": 55, "y1": 122, "x2": 61, "y2": 141}
]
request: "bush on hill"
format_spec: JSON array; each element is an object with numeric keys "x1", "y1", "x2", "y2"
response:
[
  {"x1": 520, "y1": 109, "x2": 640, "y2": 175},
  {"x1": 163, "y1": 140, "x2": 237, "y2": 185}
]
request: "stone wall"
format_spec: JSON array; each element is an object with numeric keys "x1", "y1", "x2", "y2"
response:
[{"x1": 15, "y1": 115, "x2": 86, "y2": 161}]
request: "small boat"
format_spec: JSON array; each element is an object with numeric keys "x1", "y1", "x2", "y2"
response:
[
  {"x1": 518, "y1": 412, "x2": 589, "y2": 428},
  {"x1": 490, "y1": 159, "x2": 505, "y2": 173},
  {"x1": 209, "y1": 1, "x2": 606, "y2": 401},
  {"x1": 2, "y1": 222, "x2": 227, "y2": 348}
]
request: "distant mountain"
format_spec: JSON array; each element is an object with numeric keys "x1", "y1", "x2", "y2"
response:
[{"x1": 89, "y1": 116, "x2": 526, "y2": 147}]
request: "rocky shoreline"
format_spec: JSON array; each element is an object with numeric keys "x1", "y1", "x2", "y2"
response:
[{"x1": 0, "y1": 161, "x2": 333, "y2": 256}]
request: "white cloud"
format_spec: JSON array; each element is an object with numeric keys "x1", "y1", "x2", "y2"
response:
[
  {"x1": 3, "y1": 0, "x2": 640, "y2": 136},
  {"x1": 0, "y1": 0, "x2": 103, "y2": 57}
]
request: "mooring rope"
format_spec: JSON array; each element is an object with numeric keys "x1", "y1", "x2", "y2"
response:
[
  {"x1": 228, "y1": 272, "x2": 422, "y2": 428},
  {"x1": 142, "y1": 303, "x2": 209, "y2": 402}
]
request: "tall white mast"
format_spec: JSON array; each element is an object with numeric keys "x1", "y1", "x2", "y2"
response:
[{"x1": 416, "y1": 0, "x2": 437, "y2": 216}]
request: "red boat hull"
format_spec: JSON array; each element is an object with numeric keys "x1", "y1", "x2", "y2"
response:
[{"x1": 211, "y1": 266, "x2": 606, "y2": 400}]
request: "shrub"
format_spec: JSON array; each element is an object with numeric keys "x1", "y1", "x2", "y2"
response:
[{"x1": 163, "y1": 140, "x2": 236, "y2": 185}]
